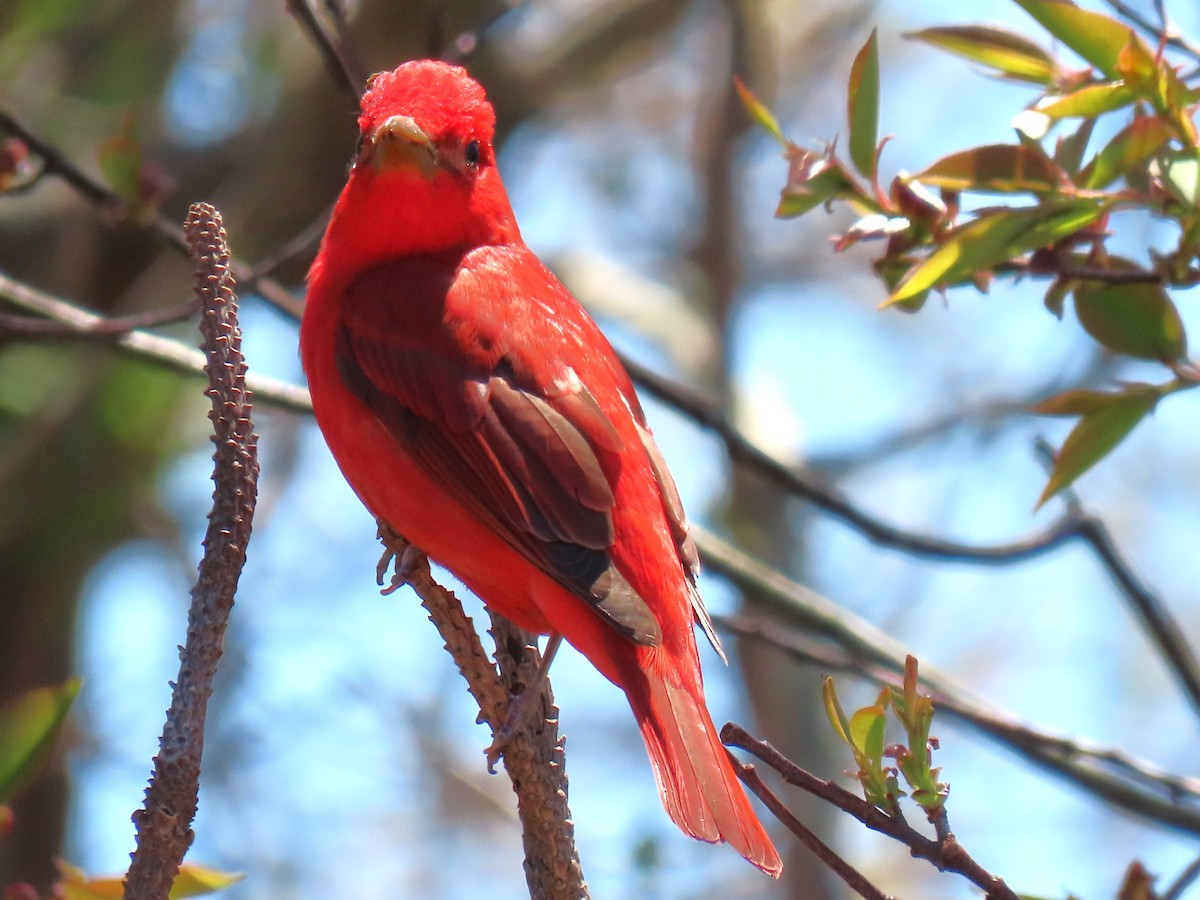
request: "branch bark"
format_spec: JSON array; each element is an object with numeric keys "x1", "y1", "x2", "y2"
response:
[{"x1": 376, "y1": 526, "x2": 588, "y2": 899}]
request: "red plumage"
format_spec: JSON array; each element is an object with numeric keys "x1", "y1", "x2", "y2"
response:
[{"x1": 301, "y1": 59, "x2": 781, "y2": 877}]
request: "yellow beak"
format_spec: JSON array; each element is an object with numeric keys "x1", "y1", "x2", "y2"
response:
[{"x1": 369, "y1": 115, "x2": 438, "y2": 177}]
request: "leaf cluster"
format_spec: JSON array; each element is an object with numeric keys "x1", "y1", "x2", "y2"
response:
[
  {"x1": 740, "y1": 0, "x2": 1200, "y2": 506},
  {"x1": 823, "y1": 656, "x2": 948, "y2": 823}
]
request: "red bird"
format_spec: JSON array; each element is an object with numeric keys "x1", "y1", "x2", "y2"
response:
[{"x1": 301, "y1": 60, "x2": 781, "y2": 877}]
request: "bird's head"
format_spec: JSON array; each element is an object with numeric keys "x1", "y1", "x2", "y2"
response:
[
  {"x1": 327, "y1": 60, "x2": 520, "y2": 263},
  {"x1": 356, "y1": 60, "x2": 497, "y2": 183}
]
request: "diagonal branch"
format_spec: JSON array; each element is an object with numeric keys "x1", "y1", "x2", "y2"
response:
[
  {"x1": 723, "y1": 723, "x2": 1021, "y2": 900},
  {"x1": 628, "y1": 359, "x2": 1200, "y2": 718},
  {"x1": 695, "y1": 526, "x2": 1200, "y2": 835},
  {"x1": 729, "y1": 753, "x2": 891, "y2": 900},
  {"x1": 375, "y1": 525, "x2": 588, "y2": 899},
  {"x1": 0, "y1": 270, "x2": 312, "y2": 414},
  {"x1": 0, "y1": 109, "x2": 305, "y2": 321}
]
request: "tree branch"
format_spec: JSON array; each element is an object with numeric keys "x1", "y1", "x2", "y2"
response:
[
  {"x1": 0, "y1": 270, "x2": 312, "y2": 414},
  {"x1": 0, "y1": 109, "x2": 305, "y2": 322},
  {"x1": 285, "y1": 0, "x2": 364, "y2": 101},
  {"x1": 729, "y1": 754, "x2": 892, "y2": 900},
  {"x1": 723, "y1": 723, "x2": 1021, "y2": 900},
  {"x1": 628, "y1": 360, "x2": 1200, "y2": 718},
  {"x1": 124, "y1": 203, "x2": 259, "y2": 900},
  {"x1": 375, "y1": 526, "x2": 588, "y2": 899},
  {"x1": 696, "y1": 527, "x2": 1200, "y2": 836}
]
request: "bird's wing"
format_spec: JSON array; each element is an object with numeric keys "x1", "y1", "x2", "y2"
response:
[{"x1": 334, "y1": 246, "x2": 665, "y2": 646}]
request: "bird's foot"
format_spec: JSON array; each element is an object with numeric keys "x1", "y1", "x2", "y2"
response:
[
  {"x1": 375, "y1": 522, "x2": 425, "y2": 595},
  {"x1": 483, "y1": 633, "x2": 563, "y2": 773}
]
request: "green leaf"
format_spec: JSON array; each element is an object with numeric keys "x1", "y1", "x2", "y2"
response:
[
  {"x1": 848, "y1": 705, "x2": 887, "y2": 761},
  {"x1": 97, "y1": 112, "x2": 142, "y2": 207},
  {"x1": 915, "y1": 144, "x2": 1068, "y2": 194},
  {"x1": 170, "y1": 864, "x2": 245, "y2": 898},
  {"x1": 822, "y1": 677, "x2": 854, "y2": 745},
  {"x1": 734, "y1": 77, "x2": 786, "y2": 147},
  {"x1": 1154, "y1": 154, "x2": 1200, "y2": 207},
  {"x1": 1043, "y1": 277, "x2": 1070, "y2": 319},
  {"x1": 0, "y1": 680, "x2": 81, "y2": 803},
  {"x1": 1073, "y1": 274, "x2": 1186, "y2": 361},
  {"x1": 1033, "y1": 386, "x2": 1158, "y2": 507},
  {"x1": 905, "y1": 25, "x2": 1057, "y2": 83},
  {"x1": 1011, "y1": 0, "x2": 1148, "y2": 79},
  {"x1": 847, "y1": 29, "x2": 880, "y2": 179},
  {"x1": 1035, "y1": 82, "x2": 1139, "y2": 119},
  {"x1": 1054, "y1": 117, "x2": 1096, "y2": 175},
  {"x1": 885, "y1": 201, "x2": 1106, "y2": 306},
  {"x1": 1081, "y1": 116, "x2": 1173, "y2": 189}
]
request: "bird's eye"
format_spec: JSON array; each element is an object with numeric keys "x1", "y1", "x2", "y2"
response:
[{"x1": 464, "y1": 140, "x2": 481, "y2": 168}]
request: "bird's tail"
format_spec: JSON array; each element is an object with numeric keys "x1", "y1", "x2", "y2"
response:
[{"x1": 627, "y1": 664, "x2": 783, "y2": 877}]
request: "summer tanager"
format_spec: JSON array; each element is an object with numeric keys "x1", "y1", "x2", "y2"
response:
[{"x1": 301, "y1": 59, "x2": 781, "y2": 876}]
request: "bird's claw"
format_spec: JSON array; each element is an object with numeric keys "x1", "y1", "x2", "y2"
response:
[
  {"x1": 375, "y1": 526, "x2": 424, "y2": 595},
  {"x1": 484, "y1": 731, "x2": 510, "y2": 774}
]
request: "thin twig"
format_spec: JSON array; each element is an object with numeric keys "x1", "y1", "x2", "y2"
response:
[
  {"x1": 730, "y1": 754, "x2": 893, "y2": 900},
  {"x1": 1101, "y1": 0, "x2": 1200, "y2": 63},
  {"x1": 628, "y1": 359, "x2": 1200, "y2": 718},
  {"x1": 286, "y1": 0, "x2": 363, "y2": 102},
  {"x1": 723, "y1": 724, "x2": 1021, "y2": 900},
  {"x1": 0, "y1": 299, "x2": 199, "y2": 337},
  {"x1": 375, "y1": 525, "x2": 588, "y2": 899},
  {"x1": 0, "y1": 270, "x2": 313, "y2": 414},
  {"x1": 1163, "y1": 854, "x2": 1200, "y2": 900},
  {"x1": 697, "y1": 529, "x2": 1200, "y2": 835},
  {"x1": 124, "y1": 203, "x2": 258, "y2": 900},
  {"x1": 0, "y1": 109, "x2": 305, "y2": 322}
]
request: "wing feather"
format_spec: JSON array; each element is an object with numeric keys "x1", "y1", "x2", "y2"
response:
[{"x1": 335, "y1": 248, "x2": 663, "y2": 646}]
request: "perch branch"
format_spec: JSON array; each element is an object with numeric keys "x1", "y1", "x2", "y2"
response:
[{"x1": 375, "y1": 525, "x2": 588, "y2": 899}]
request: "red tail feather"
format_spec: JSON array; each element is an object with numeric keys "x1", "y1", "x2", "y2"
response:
[{"x1": 628, "y1": 665, "x2": 782, "y2": 877}]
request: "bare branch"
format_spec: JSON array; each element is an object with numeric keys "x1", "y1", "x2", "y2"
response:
[
  {"x1": 0, "y1": 270, "x2": 312, "y2": 414},
  {"x1": 0, "y1": 109, "x2": 305, "y2": 322},
  {"x1": 723, "y1": 723, "x2": 1022, "y2": 900},
  {"x1": 1164, "y1": 854, "x2": 1200, "y2": 900},
  {"x1": 375, "y1": 525, "x2": 588, "y2": 899},
  {"x1": 629, "y1": 360, "x2": 1200, "y2": 717},
  {"x1": 696, "y1": 527, "x2": 1200, "y2": 835},
  {"x1": 1101, "y1": 0, "x2": 1200, "y2": 63},
  {"x1": 124, "y1": 203, "x2": 259, "y2": 899},
  {"x1": 286, "y1": 0, "x2": 364, "y2": 101},
  {"x1": 729, "y1": 754, "x2": 893, "y2": 900}
]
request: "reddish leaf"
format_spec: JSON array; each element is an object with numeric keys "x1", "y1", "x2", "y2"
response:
[
  {"x1": 1081, "y1": 115, "x2": 1173, "y2": 189},
  {"x1": 734, "y1": 77, "x2": 786, "y2": 147},
  {"x1": 777, "y1": 146, "x2": 860, "y2": 218},
  {"x1": 915, "y1": 144, "x2": 1069, "y2": 194},
  {"x1": 905, "y1": 25, "x2": 1057, "y2": 83}
]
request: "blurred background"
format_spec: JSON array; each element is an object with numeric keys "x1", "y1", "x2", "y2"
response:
[{"x1": 1, "y1": 0, "x2": 1198, "y2": 897}]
